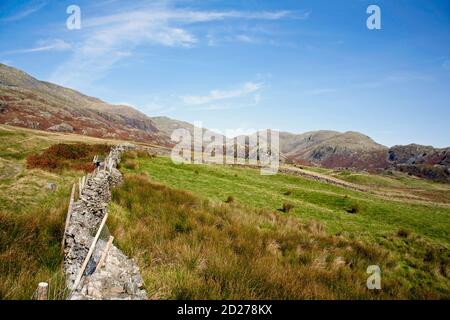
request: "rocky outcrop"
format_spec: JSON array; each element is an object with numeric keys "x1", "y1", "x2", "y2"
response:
[
  {"x1": 388, "y1": 144, "x2": 450, "y2": 166},
  {"x1": 387, "y1": 144, "x2": 450, "y2": 183},
  {"x1": 48, "y1": 123, "x2": 74, "y2": 133},
  {"x1": 63, "y1": 143, "x2": 147, "y2": 300}
]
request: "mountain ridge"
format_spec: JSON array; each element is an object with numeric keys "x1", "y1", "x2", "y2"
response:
[
  {"x1": 0, "y1": 63, "x2": 168, "y2": 145},
  {"x1": 1, "y1": 63, "x2": 449, "y2": 182}
]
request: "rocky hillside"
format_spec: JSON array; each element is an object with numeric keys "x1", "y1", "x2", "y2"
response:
[
  {"x1": 150, "y1": 116, "x2": 197, "y2": 137},
  {"x1": 0, "y1": 64, "x2": 168, "y2": 145},
  {"x1": 280, "y1": 131, "x2": 389, "y2": 169},
  {"x1": 280, "y1": 132, "x2": 449, "y2": 182},
  {"x1": 388, "y1": 144, "x2": 450, "y2": 166},
  {"x1": 387, "y1": 144, "x2": 450, "y2": 182}
]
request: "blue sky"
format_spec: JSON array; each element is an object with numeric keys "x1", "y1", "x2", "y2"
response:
[{"x1": 1, "y1": 0, "x2": 449, "y2": 147}]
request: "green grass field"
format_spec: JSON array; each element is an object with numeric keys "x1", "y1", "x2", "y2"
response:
[
  {"x1": 112, "y1": 153, "x2": 450, "y2": 298},
  {"x1": 124, "y1": 156, "x2": 450, "y2": 245}
]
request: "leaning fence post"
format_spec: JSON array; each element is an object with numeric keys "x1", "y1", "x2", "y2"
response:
[
  {"x1": 61, "y1": 183, "x2": 76, "y2": 250},
  {"x1": 37, "y1": 282, "x2": 48, "y2": 300},
  {"x1": 94, "y1": 236, "x2": 114, "y2": 273},
  {"x1": 71, "y1": 211, "x2": 109, "y2": 292}
]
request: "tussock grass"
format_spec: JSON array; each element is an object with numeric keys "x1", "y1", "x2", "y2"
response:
[
  {"x1": 280, "y1": 202, "x2": 295, "y2": 213},
  {"x1": 397, "y1": 229, "x2": 410, "y2": 238},
  {"x1": 122, "y1": 150, "x2": 151, "y2": 160},
  {"x1": 0, "y1": 195, "x2": 68, "y2": 299},
  {"x1": 344, "y1": 202, "x2": 359, "y2": 214},
  {"x1": 225, "y1": 196, "x2": 235, "y2": 203},
  {"x1": 109, "y1": 174, "x2": 446, "y2": 299},
  {"x1": 123, "y1": 159, "x2": 139, "y2": 170},
  {"x1": 117, "y1": 155, "x2": 450, "y2": 298}
]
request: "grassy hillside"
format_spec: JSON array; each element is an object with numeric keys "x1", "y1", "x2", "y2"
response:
[
  {"x1": 0, "y1": 125, "x2": 114, "y2": 299},
  {"x1": 112, "y1": 153, "x2": 450, "y2": 299},
  {"x1": 122, "y1": 156, "x2": 450, "y2": 244},
  {"x1": 109, "y1": 174, "x2": 398, "y2": 299}
]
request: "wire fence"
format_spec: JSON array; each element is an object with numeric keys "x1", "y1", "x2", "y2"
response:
[{"x1": 31, "y1": 270, "x2": 70, "y2": 300}]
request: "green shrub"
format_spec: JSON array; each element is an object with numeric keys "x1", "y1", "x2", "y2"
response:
[
  {"x1": 345, "y1": 203, "x2": 359, "y2": 214},
  {"x1": 397, "y1": 228, "x2": 410, "y2": 238},
  {"x1": 123, "y1": 159, "x2": 139, "y2": 170}
]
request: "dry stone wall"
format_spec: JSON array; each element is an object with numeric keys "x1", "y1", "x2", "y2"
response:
[{"x1": 63, "y1": 143, "x2": 147, "y2": 300}]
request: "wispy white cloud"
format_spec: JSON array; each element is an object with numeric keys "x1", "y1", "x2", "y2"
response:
[
  {"x1": 181, "y1": 82, "x2": 263, "y2": 105},
  {"x1": 204, "y1": 10, "x2": 309, "y2": 47},
  {"x1": 235, "y1": 34, "x2": 262, "y2": 44},
  {"x1": 181, "y1": 82, "x2": 264, "y2": 112},
  {"x1": 4, "y1": 39, "x2": 72, "y2": 54},
  {"x1": 82, "y1": 9, "x2": 293, "y2": 28},
  {"x1": 303, "y1": 88, "x2": 339, "y2": 96},
  {"x1": 356, "y1": 72, "x2": 435, "y2": 89},
  {"x1": 0, "y1": 1, "x2": 47, "y2": 22},
  {"x1": 49, "y1": 4, "x2": 295, "y2": 89}
]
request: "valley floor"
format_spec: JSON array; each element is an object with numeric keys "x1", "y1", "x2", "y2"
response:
[
  {"x1": 111, "y1": 152, "x2": 450, "y2": 299},
  {"x1": 0, "y1": 125, "x2": 449, "y2": 299}
]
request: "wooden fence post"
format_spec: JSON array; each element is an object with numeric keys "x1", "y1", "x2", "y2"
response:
[
  {"x1": 108, "y1": 158, "x2": 114, "y2": 172},
  {"x1": 94, "y1": 236, "x2": 114, "y2": 273},
  {"x1": 61, "y1": 183, "x2": 76, "y2": 250},
  {"x1": 71, "y1": 211, "x2": 109, "y2": 292},
  {"x1": 37, "y1": 282, "x2": 48, "y2": 300}
]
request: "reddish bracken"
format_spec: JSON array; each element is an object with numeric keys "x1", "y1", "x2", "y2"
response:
[{"x1": 26, "y1": 143, "x2": 109, "y2": 173}]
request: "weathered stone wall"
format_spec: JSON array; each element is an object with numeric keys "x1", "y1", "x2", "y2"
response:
[{"x1": 63, "y1": 143, "x2": 147, "y2": 300}]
